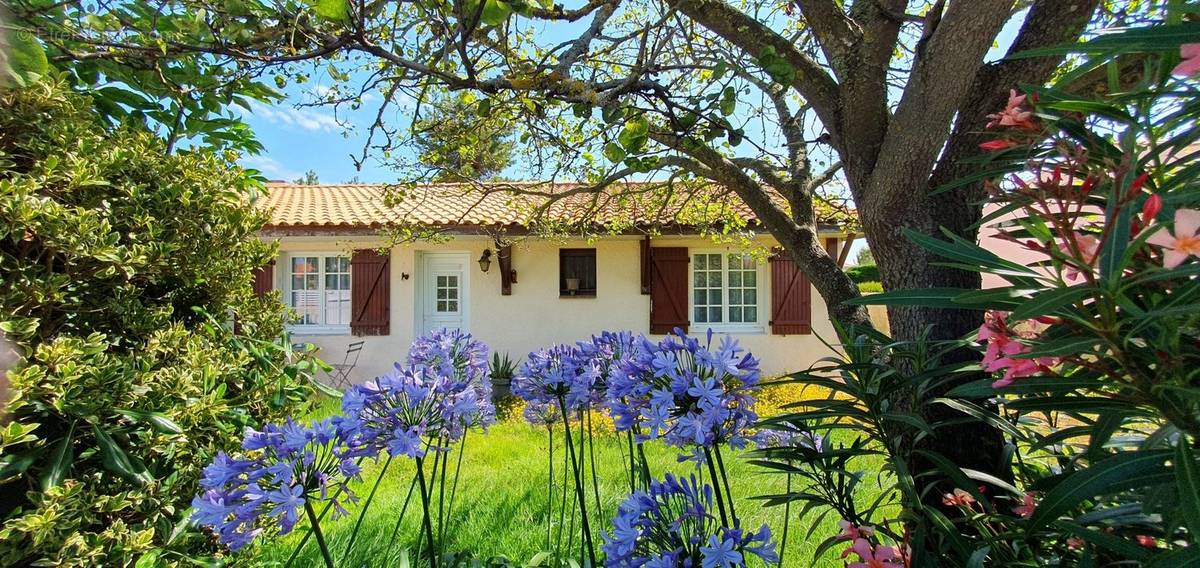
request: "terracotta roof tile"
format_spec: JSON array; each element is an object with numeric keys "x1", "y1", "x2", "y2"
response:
[{"x1": 258, "y1": 181, "x2": 798, "y2": 230}]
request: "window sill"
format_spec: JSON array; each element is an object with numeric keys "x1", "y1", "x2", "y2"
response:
[
  {"x1": 287, "y1": 325, "x2": 352, "y2": 336},
  {"x1": 559, "y1": 292, "x2": 597, "y2": 298},
  {"x1": 695, "y1": 325, "x2": 766, "y2": 335}
]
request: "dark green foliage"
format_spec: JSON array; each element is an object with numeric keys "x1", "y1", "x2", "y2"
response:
[
  {"x1": 844, "y1": 263, "x2": 879, "y2": 283},
  {"x1": 0, "y1": 79, "x2": 313, "y2": 566},
  {"x1": 413, "y1": 95, "x2": 515, "y2": 182}
]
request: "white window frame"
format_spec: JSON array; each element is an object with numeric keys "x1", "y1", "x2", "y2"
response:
[
  {"x1": 283, "y1": 252, "x2": 352, "y2": 335},
  {"x1": 688, "y1": 249, "x2": 766, "y2": 334}
]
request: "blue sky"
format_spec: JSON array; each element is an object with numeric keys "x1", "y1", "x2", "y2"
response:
[{"x1": 237, "y1": 7, "x2": 1026, "y2": 187}]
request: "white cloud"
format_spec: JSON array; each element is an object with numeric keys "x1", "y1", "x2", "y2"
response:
[
  {"x1": 243, "y1": 100, "x2": 344, "y2": 133},
  {"x1": 241, "y1": 155, "x2": 302, "y2": 181}
]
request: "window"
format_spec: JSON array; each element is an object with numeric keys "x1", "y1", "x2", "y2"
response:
[
  {"x1": 435, "y1": 274, "x2": 460, "y2": 313},
  {"x1": 692, "y1": 252, "x2": 761, "y2": 329},
  {"x1": 559, "y1": 248, "x2": 597, "y2": 297},
  {"x1": 289, "y1": 254, "x2": 351, "y2": 330}
]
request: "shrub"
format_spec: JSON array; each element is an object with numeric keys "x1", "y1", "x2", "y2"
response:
[
  {"x1": 844, "y1": 263, "x2": 879, "y2": 283},
  {"x1": 0, "y1": 78, "x2": 312, "y2": 566}
]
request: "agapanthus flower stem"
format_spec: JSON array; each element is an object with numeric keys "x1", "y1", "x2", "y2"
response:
[
  {"x1": 586, "y1": 410, "x2": 603, "y2": 517},
  {"x1": 704, "y1": 447, "x2": 730, "y2": 528},
  {"x1": 559, "y1": 396, "x2": 598, "y2": 567},
  {"x1": 547, "y1": 426, "x2": 555, "y2": 550},
  {"x1": 342, "y1": 453, "x2": 394, "y2": 564},
  {"x1": 714, "y1": 445, "x2": 739, "y2": 526},
  {"x1": 385, "y1": 472, "x2": 419, "y2": 555},
  {"x1": 625, "y1": 430, "x2": 637, "y2": 494},
  {"x1": 304, "y1": 501, "x2": 336, "y2": 568},
  {"x1": 414, "y1": 456, "x2": 438, "y2": 567},
  {"x1": 779, "y1": 473, "x2": 792, "y2": 568},
  {"x1": 443, "y1": 431, "x2": 468, "y2": 548}
]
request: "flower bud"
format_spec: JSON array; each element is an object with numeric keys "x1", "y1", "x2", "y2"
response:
[{"x1": 1141, "y1": 193, "x2": 1163, "y2": 224}]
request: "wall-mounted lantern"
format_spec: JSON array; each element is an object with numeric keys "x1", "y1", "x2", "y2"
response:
[{"x1": 478, "y1": 249, "x2": 493, "y2": 273}]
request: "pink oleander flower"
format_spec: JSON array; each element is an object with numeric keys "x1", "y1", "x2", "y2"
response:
[
  {"x1": 837, "y1": 520, "x2": 875, "y2": 541},
  {"x1": 1057, "y1": 232, "x2": 1101, "y2": 281},
  {"x1": 1173, "y1": 44, "x2": 1200, "y2": 77},
  {"x1": 987, "y1": 89, "x2": 1037, "y2": 130},
  {"x1": 942, "y1": 488, "x2": 975, "y2": 508},
  {"x1": 1142, "y1": 194, "x2": 1163, "y2": 225},
  {"x1": 1146, "y1": 209, "x2": 1200, "y2": 268},
  {"x1": 1137, "y1": 535, "x2": 1157, "y2": 548},
  {"x1": 1013, "y1": 492, "x2": 1037, "y2": 519},
  {"x1": 979, "y1": 139, "x2": 1017, "y2": 152},
  {"x1": 842, "y1": 538, "x2": 903, "y2": 568},
  {"x1": 1067, "y1": 537, "x2": 1085, "y2": 551},
  {"x1": 978, "y1": 311, "x2": 1057, "y2": 388}
]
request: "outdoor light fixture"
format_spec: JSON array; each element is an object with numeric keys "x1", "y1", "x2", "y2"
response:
[{"x1": 478, "y1": 249, "x2": 493, "y2": 272}]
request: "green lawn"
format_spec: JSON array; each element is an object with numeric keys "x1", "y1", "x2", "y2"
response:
[{"x1": 252, "y1": 397, "x2": 874, "y2": 567}]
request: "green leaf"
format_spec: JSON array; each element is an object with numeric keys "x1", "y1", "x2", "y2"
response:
[
  {"x1": 135, "y1": 550, "x2": 164, "y2": 568},
  {"x1": 1175, "y1": 443, "x2": 1200, "y2": 539},
  {"x1": 39, "y1": 422, "x2": 74, "y2": 491},
  {"x1": 623, "y1": 115, "x2": 649, "y2": 137},
  {"x1": 1009, "y1": 285, "x2": 1093, "y2": 321},
  {"x1": 476, "y1": 99, "x2": 492, "y2": 118},
  {"x1": 314, "y1": 0, "x2": 349, "y2": 22},
  {"x1": 719, "y1": 87, "x2": 736, "y2": 116},
  {"x1": 480, "y1": 0, "x2": 512, "y2": 26},
  {"x1": 117, "y1": 409, "x2": 184, "y2": 435},
  {"x1": 602, "y1": 142, "x2": 625, "y2": 163},
  {"x1": 1017, "y1": 335, "x2": 1104, "y2": 358},
  {"x1": 1099, "y1": 206, "x2": 1132, "y2": 283},
  {"x1": 1027, "y1": 451, "x2": 1173, "y2": 530},
  {"x1": 92, "y1": 425, "x2": 152, "y2": 485},
  {"x1": 6, "y1": 30, "x2": 49, "y2": 85},
  {"x1": 845, "y1": 288, "x2": 967, "y2": 307}
]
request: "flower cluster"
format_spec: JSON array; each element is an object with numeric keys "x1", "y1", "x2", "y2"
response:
[
  {"x1": 615, "y1": 330, "x2": 762, "y2": 449},
  {"x1": 977, "y1": 311, "x2": 1058, "y2": 388},
  {"x1": 341, "y1": 362, "x2": 493, "y2": 458},
  {"x1": 191, "y1": 418, "x2": 361, "y2": 550},
  {"x1": 407, "y1": 327, "x2": 492, "y2": 397},
  {"x1": 752, "y1": 427, "x2": 822, "y2": 453},
  {"x1": 603, "y1": 473, "x2": 776, "y2": 568},
  {"x1": 512, "y1": 343, "x2": 597, "y2": 410}
]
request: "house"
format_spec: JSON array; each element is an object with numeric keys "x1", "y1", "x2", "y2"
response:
[{"x1": 253, "y1": 182, "x2": 853, "y2": 383}]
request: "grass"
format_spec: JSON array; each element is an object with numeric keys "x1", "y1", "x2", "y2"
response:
[{"x1": 252, "y1": 394, "x2": 882, "y2": 567}]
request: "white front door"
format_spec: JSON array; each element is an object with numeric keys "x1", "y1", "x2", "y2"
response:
[{"x1": 418, "y1": 252, "x2": 470, "y2": 335}]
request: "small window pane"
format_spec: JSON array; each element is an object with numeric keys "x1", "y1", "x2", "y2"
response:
[
  {"x1": 708, "y1": 307, "x2": 722, "y2": 322},
  {"x1": 340, "y1": 274, "x2": 351, "y2": 289},
  {"x1": 695, "y1": 255, "x2": 707, "y2": 269},
  {"x1": 729, "y1": 290, "x2": 742, "y2": 304},
  {"x1": 744, "y1": 309, "x2": 757, "y2": 323},
  {"x1": 744, "y1": 271, "x2": 756, "y2": 287},
  {"x1": 437, "y1": 289, "x2": 446, "y2": 299},
  {"x1": 730, "y1": 308, "x2": 743, "y2": 323},
  {"x1": 447, "y1": 301, "x2": 458, "y2": 312},
  {"x1": 729, "y1": 271, "x2": 742, "y2": 286},
  {"x1": 744, "y1": 290, "x2": 757, "y2": 305}
]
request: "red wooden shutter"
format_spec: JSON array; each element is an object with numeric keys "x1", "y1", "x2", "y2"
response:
[
  {"x1": 252, "y1": 260, "x2": 275, "y2": 297},
  {"x1": 769, "y1": 251, "x2": 812, "y2": 335},
  {"x1": 350, "y1": 249, "x2": 390, "y2": 336},
  {"x1": 649, "y1": 247, "x2": 689, "y2": 334}
]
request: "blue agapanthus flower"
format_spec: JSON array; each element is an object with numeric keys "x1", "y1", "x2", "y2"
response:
[
  {"x1": 609, "y1": 329, "x2": 762, "y2": 449},
  {"x1": 190, "y1": 417, "x2": 361, "y2": 551},
  {"x1": 341, "y1": 362, "x2": 493, "y2": 458},
  {"x1": 407, "y1": 327, "x2": 493, "y2": 402},
  {"x1": 513, "y1": 343, "x2": 596, "y2": 411},
  {"x1": 752, "y1": 427, "x2": 823, "y2": 453},
  {"x1": 602, "y1": 473, "x2": 777, "y2": 567}
]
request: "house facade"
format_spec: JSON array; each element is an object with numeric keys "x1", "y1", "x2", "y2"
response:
[{"x1": 254, "y1": 182, "x2": 851, "y2": 383}]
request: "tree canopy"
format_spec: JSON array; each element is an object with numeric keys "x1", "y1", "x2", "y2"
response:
[{"x1": 8, "y1": 0, "x2": 1141, "y2": 333}]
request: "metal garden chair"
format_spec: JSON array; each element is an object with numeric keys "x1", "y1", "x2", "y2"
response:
[{"x1": 327, "y1": 340, "x2": 364, "y2": 390}]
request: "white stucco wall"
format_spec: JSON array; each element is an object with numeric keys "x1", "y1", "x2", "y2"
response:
[{"x1": 270, "y1": 233, "x2": 841, "y2": 383}]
